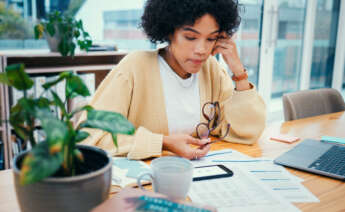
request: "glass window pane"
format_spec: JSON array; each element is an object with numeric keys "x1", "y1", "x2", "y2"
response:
[
  {"x1": 271, "y1": 0, "x2": 306, "y2": 98},
  {"x1": 0, "y1": 134, "x2": 3, "y2": 170},
  {"x1": 343, "y1": 60, "x2": 345, "y2": 97},
  {"x1": 0, "y1": 1, "x2": 39, "y2": 50},
  {"x1": 77, "y1": 0, "x2": 153, "y2": 50},
  {"x1": 310, "y1": 0, "x2": 340, "y2": 89},
  {"x1": 0, "y1": 0, "x2": 154, "y2": 51},
  {"x1": 237, "y1": 1, "x2": 263, "y2": 87}
]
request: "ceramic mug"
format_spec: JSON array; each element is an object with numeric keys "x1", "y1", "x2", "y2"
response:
[{"x1": 137, "y1": 156, "x2": 193, "y2": 200}]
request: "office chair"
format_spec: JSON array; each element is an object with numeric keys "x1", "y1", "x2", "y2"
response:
[{"x1": 282, "y1": 88, "x2": 345, "y2": 121}]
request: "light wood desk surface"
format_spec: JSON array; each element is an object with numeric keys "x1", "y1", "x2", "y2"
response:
[{"x1": 1, "y1": 111, "x2": 345, "y2": 212}]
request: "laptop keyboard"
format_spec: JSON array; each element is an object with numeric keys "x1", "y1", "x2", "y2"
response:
[{"x1": 308, "y1": 145, "x2": 345, "y2": 176}]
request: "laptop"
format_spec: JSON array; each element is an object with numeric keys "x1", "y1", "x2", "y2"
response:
[{"x1": 274, "y1": 139, "x2": 345, "y2": 180}]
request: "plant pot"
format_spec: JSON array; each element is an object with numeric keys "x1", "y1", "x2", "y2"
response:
[
  {"x1": 46, "y1": 33, "x2": 60, "y2": 52},
  {"x1": 12, "y1": 145, "x2": 112, "y2": 212}
]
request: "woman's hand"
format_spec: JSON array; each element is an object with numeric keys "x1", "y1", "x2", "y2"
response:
[
  {"x1": 212, "y1": 32, "x2": 251, "y2": 91},
  {"x1": 212, "y1": 32, "x2": 244, "y2": 75},
  {"x1": 163, "y1": 134, "x2": 211, "y2": 160}
]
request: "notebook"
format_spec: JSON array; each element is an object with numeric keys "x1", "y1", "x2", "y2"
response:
[{"x1": 274, "y1": 139, "x2": 345, "y2": 180}]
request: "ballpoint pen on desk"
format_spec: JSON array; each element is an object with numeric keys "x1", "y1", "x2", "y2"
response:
[
  {"x1": 212, "y1": 159, "x2": 271, "y2": 163},
  {"x1": 204, "y1": 150, "x2": 232, "y2": 158}
]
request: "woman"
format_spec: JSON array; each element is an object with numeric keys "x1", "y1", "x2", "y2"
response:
[{"x1": 81, "y1": 0, "x2": 266, "y2": 160}]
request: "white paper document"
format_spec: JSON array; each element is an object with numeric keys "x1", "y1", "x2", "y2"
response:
[
  {"x1": 192, "y1": 149, "x2": 251, "y2": 167},
  {"x1": 111, "y1": 157, "x2": 150, "y2": 188},
  {"x1": 239, "y1": 159, "x2": 319, "y2": 203},
  {"x1": 188, "y1": 166, "x2": 300, "y2": 212},
  {"x1": 191, "y1": 149, "x2": 319, "y2": 205}
]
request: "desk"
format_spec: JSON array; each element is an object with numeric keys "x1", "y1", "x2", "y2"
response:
[{"x1": 1, "y1": 111, "x2": 345, "y2": 212}]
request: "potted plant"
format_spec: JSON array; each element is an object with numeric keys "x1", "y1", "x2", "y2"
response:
[
  {"x1": 34, "y1": 11, "x2": 92, "y2": 56},
  {"x1": 0, "y1": 64, "x2": 135, "y2": 212}
]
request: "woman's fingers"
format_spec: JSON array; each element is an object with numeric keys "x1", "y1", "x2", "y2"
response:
[
  {"x1": 212, "y1": 36, "x2": 232, "y2": 56},
  {"x1": 187, "y1": 136, "x2": 210, "y2": 146},
  {"x1": 193, "y1": 144, "x2": 211, "y2": 159}
]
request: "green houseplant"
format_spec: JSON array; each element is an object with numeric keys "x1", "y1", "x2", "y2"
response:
[
  {"x1": 0, "y1": 64, "x2": 135, "y2": 212},
  {"x1": 34, "y1": 10, "x2": 92, "y2": 56}
]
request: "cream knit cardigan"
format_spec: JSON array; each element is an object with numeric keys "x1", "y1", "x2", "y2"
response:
[{"x1": 81, "y1": 50, "x2": 266, "y2": 159}]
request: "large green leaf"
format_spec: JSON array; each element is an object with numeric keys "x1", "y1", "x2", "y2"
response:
[
  {"x1": 35, "y1": 108, "x2": 68, "y2": 149},
  {"x1": 66, "y1": 75, "x2": 90, "y2": 99},
  {"x1": 35, "y1": 97, "x2": 51, "y2": 109},
  {"x1": 9, "y1": 100, "x2": 26, "y2": 125},
  {"x1": 10, "y1": 97, "x2": 52, "y2": 142},
  {"x1": 19, "y1": 98, "x2": 39, "y2": 116},
  {"x1": 4, "y1": 64, "x2": 33, "y2": 90},
  {"x1": 59, "y1": 71, "x2": 73, "y2": 79},
  {"x1": 0, "y1": 72, "x2": 9, "y2": 84},
  {"x1": 58, "y1": 38, "x2": 69, "y2": 56},
  {"x1": 20, "y1": 141, "x2": 63, "y2": 185},
  {"x1": 50, "y1": 90, "x2": 67, "y2": 118},
  {"x1": 69, "y1": 42, "x2": 76, "y2": 56},
  {"x1": 75, "y1": 131, "x2": 89, "y2": 143},
  {"x1": 10, "y1": 98, "x2": 36, "y2": 129},
  {"x1": 42, "y1": 76, "x2": 64, "y2": 90},
  {"x1": 9, "y1": 102, "x2": 27, "y2": 140},
  {"x1": 46, "y1": 22, "x2": 56, "y2": 36},
  {"x1": 69, "y1": 105, "x2": 93, "y2": 120},
  {"x1": 34, "y1": 24, "x2": 44, "y2": 39},
  {"x1": 80, "y1": 110, "x2": 135, "y2": 147},
  {"x1": 13, "y1": 126, "x2": 29, "y2": 141}
]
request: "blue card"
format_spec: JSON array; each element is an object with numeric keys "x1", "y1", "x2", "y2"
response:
[{"x1": 321, "y1": 136, "x2": 345, "y2": 145}]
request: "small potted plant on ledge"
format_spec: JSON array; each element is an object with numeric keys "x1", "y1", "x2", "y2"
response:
[
  {"x1": 34, "y1": 11, "x2": 92, "y2": 56},
  {"x1": 0, "y1": 64, "x2": 135, "y2": 212}
]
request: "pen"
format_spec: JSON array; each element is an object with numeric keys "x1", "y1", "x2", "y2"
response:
[
  {"x1": 204, "y1": 150, "x2": 232, "y2": 157},
  {"x1": 260, "y1": 178, "x2": 290, "y2": 181},
  {"x1": 272, "y1": 188, "x2": 299, "y2": 190},
  {"x1": 212, "y1": 159, "x2": 271, "y2": 162}
]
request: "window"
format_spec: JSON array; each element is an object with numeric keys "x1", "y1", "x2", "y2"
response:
[
  {"x1": 271, "y1": 0, "x2": 306, "y2": 98},
  {"x1": 64, "y1": 0, "x2": 153, "y2": 50},
  {"x1": 343, "y1": 60, "x2": 345, "y2": 96},
  {"x1": 100, "y1": 9, "x2": 153, "y2": 50},
  {"x1": 0, "y1": 0, "x2": 153, "y2": 51},
  {"x1": 236, "y1": 1, "x2": 264, "y2": 87},
  {"x1": 310, "y1": 0, "x2": 340, "y2": 89}
]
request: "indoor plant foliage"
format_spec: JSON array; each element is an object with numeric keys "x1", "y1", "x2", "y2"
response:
[
  {"x1": 0, "y1": 63, "x2": 135, "y2": 185},
  {"x1": 34, "y1": 11, "x2": 92, "y2": 56}
]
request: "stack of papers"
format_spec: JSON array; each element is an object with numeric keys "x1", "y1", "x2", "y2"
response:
[
  {"x1": 189, "y1": 166, "x2": 300, "y2": 212},
  {"x1": 189, "y1": 149, "x2": 319, "y2": 211},
  {"x1": 111, "y1": 157, "x2": 151, "y2": 188},
  {"x1": 238, "y1": 159, "x2": 318, "y2": 203}
]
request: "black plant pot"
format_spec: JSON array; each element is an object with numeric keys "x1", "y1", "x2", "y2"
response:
[{"x1": 12, "y1": 145, "x2": 112, "y2": 212}]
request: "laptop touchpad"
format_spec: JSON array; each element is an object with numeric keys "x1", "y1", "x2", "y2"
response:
[{"x1": 274, "y1": 139, "x2": 332, "y2": 167}]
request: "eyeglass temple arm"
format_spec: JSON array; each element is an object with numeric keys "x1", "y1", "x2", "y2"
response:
[{"x1": 204, "y1": 123, "x2": 231, "y2": 145}]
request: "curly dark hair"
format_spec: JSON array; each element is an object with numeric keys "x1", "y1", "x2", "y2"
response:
[{"x1": 141, "y1": 0, "x2": 241, "y2": 43}]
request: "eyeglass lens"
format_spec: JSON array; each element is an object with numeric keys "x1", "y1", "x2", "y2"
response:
[
  {"x1": 203, "y1": 103, "x2": 216, "y2": 121},
  {"x1": 197, "y1": 123, "x2": 209, "y2": 139}
]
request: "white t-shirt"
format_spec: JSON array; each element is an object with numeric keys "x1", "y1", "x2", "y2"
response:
[{"x1": 158, "y1": 55, "x2": 201, "y2": 135}]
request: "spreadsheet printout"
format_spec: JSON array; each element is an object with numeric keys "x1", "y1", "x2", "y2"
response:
[{"x1": 188, "y1": 166, "x2": 300, "y2": 212}]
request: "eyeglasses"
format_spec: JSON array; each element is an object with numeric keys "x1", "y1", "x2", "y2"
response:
[{"x1": 196, "y1": 101, "x2": 230, "y2": 143}]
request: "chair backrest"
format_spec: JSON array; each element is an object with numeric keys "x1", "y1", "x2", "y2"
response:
[{"x1": 282, "y1": 88, "x2": 345, "y2": 121}]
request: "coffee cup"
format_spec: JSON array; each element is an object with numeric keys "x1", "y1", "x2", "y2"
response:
[{"x1": 137, "y1": 156, "x2": 193, "y2": 200}]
